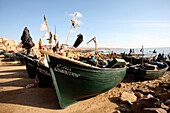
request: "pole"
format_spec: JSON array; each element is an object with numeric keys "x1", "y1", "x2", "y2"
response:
[
  {"x1": 66, "y1": 13, "x2": 77, "y2": 45},
  {"x1": 66, "y1": 25, "x2": 73, "y2": 45},
  {"x1": 95, "y1": 41, "x2": 97, "y2": 67},
  {"x1": 55, "y1": 25, "x2": 57, "y2": 44},
  {"x1": 86, "y1": 37, "x2": 98, "y2": 67},
  {"x1": 141, "y1": 45, "x2": 144, "y2": 67},
  {"x1": 44, "y1": 15, "x2": 49, "y2": 33}
]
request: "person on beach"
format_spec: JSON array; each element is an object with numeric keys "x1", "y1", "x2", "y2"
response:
[
  {"x1": 59, "y1": 44, "x2": 67, "y2": 57},
  {"x1": 131, "y1": 49, "x2": 135, "y2": 56},
  {"x1": 157, "y1": 53, "x2": 161, "y2": 61},
  {"x1": 128, "y1": 48, "x2": 132, "y2": 56},
  {"x1": 168, "y1": 54, "x2": 170, "y2": 59}
]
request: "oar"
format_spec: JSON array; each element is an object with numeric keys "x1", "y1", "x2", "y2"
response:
[{"x1": 87, "y1": 37, "x2": 98, "y2": 67}]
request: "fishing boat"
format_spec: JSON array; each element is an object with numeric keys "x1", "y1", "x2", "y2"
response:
[
  {"x1": 24, "y1": 54, "x2": 53, "y2": 86},
  {"x1": 128, "y1": 46, "x2": 168, "y2": 79},
  {"x1": 122, "y1": 56, "x2": 149, "y2": 65},
  {"x1": 0, "y1": 50, "x2": 6, "y2": 55},
  {"x1": 40, "y1": 49, "x2": 126, "y2": 108},
  {"x1": 129, "y1": 62, "x2": 168, "y2": 80},
  {"x1": 4, "y1": 51, "x2": 14, "y2": 58},
  {"x1": 24, "y1": 55, "x2": 38, "y2": 78},
  {"x1": 164, "y1": 60, "x2": 170, "y2": 71},
  {"x1": 36, "y1": 61, "x2": 52, "y2": 87},
  {"x1": 9, "y1": 53, "x2": 18, "y2": 61},
  {"x1": 16, "y1": 52, "x2": 26, "y2": 66}
]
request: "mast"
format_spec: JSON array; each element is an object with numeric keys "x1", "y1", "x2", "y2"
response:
[
  {"x1": 141, "y1": 45, "x2": 144, "y2": 67},
  {"x1": 66, "y1": 13, "x2": 77, "y2": 45}
]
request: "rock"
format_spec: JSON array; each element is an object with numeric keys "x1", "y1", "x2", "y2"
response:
[
  {"x1": 164, "y1": 99, "x2": 170, "y2": 105},
  {"x1": 131, "y1": 98, "x2": 160, "y2": 113},
  {"x1": 143, "y1": 108, "x2": 167, "y2": 113},
  {"x1": 134, "y1": 88, "x2": 155, "y2": 95},
  {"x1": 160, "y1": 83, "x2": 170, "y2": 89},
  {"x1": 156, "y1": 102, "x2": 170, "y2": 111},
  {"x1": 135, "y1": 92, "x2": 144, "y2": 98},
  {"x1": 119, "y1": 107, "x2": 132, "y2": 112},
  {"x1": 113, "y1": 111, "x2": 121, "y2": 113},
  {"x1": 119, "y1": 108, "x2": 127, "y2": 112},
  {"x1": 160, "y1": 103, "x2": 169, "y2": 111},
  {"x1": 148, "y1": 85, "x2": 155, "y2": 89},
  {"x1": 116, "y1": 83, "x2": 122, "y2": 88},
  {"x1": 117, "y1": 104, "x2": 132, "y2": 112},
  {"x1": 145, "y1": 94, "x2": 154, "y2": 98},
  {"x1": 125, "y1": 100, "x2": 133, "y2": 107},
  {"x1": 155, "y1": 91, "x2": 170, "y2": 101},
  {"x1": 119, "y1": 92, "x2": 137, "y2": 102}
]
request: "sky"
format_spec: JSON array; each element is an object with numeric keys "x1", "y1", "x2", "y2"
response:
[{"x1": 0, "y1": 0, "x2": 170, "y2": 48}]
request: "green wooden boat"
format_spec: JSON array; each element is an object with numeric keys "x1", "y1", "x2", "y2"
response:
[
  {"x1": 41, "y1": 50, "x2": 126, "y2": 108},
  {"x1": 24, "y1": 54, "x2": 53, "y2": 86},
  {"x1": 36, "y1": 62, "x2": 53, "y2": 87},
  {"x1": 16, "y1": 53, "x2": 26, "y2": 66},
  {"x1": 129, "y1": 62, "x2": 168, "y2": 80},
  {"x1": 4, "y1": 51, "x2": 14, "y2": 58},
  {"x1": 9, "y1": 53, "x2": 19, "y2": 61},
  {"x1": 24, "y1": 55, "x2": 38, "y2": 78},
  {"x1": 0, "y1": 50, "x2": 6, "y2": 55}
]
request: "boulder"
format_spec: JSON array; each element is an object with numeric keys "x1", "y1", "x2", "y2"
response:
[
  {"x1": 143, "y1": 108, "x2": 167, "y2": 113},
  {"x1": 160, "y1": 103, "x2": 169, "y2": 111},
  {"x1": 132, "y1": 98, "x2": 159, "y2": 113},
  {"x1": 160, "y1": 83, "x2": 170, "y2": 89},
  {"x1": 119, "y1": 92, "x2": 137, "y2": 102},
  {"x1": 155, "y1": 91, "x2": 170, "y2": 101}
]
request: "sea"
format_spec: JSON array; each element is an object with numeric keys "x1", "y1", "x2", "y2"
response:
[{"x1": 97, "y1": 47, "x2": 170, "y2": 58}]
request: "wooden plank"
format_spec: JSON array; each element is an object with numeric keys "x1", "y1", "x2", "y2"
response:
[{"x1": 40, "y1": 49, "x2": 99, "y2": 69}]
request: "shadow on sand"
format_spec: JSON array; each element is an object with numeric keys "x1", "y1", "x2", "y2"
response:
[{"x1": 0, "y1": 66, "x2": 61, "y2": 110}]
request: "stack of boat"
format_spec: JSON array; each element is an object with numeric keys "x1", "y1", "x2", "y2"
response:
[
  {"x1": 14, "y1": 47, "x2": 170, "y2": 108},
  {"x1": 12, "y1": 14, "x2": 169, "y2": 108},
  {"x1": 15, "y1": 48, "x2": 127, "y2": 108}
]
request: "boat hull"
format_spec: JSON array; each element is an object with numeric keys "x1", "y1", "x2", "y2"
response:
[
  {"x1": 0, "y1": 50, "x2": 6, "y2": 55},
  {"x1": 9, "y1": 53, "x2": 18, "y2": 61},
  {"x1": 47, "y1": 54, "x2": 126, "y2": 108},
  {"x1": 130, "y1": 63, "x2": 168, "y2": 79},
  {"x1": 24, "y1": 56, "x2": 37, "y2": 78},
  {"x1": 164, "y1": 60, "x2": 170, "y2": 71},
  {"x1": 36, "y1": 63, "x2": 52, "y2": 87},
  {"x1": 17, "y1": 53, "x2": 26, "y2": 66}
]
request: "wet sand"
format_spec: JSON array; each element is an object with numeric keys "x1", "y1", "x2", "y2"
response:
[{"x1": 0, "y1": 55, "x2": 169, "y2": 113}]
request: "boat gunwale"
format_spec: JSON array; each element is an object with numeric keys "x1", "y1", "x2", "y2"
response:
[
  {"x1": 24, "y1": 56, "x2": 35, "y2": 61},
  {"x1": 131, "y1": 63, "x2": 169, "y2": 72},
  {"x1": 40, "y1": 49, "x2": 126, "y2": 71}
]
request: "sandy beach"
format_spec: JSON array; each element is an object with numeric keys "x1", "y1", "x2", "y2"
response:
[{"x1": 0, "y1": 55, "x2": 169, "y2": 113}]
